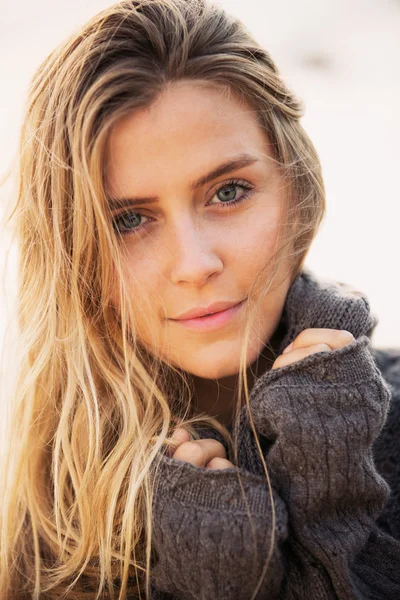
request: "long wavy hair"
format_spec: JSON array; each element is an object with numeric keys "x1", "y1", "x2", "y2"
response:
[{"x1": 0, "y1": 0, "x2": 325, "y2": 598}]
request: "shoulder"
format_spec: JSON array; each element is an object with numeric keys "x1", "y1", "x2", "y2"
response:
[{"x1": 371, "y1": 347, "x2": 400, "y2": 540}]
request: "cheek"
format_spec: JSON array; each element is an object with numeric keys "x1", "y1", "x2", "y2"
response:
[
  {"x1": 117, "y1": 245, "x2": 156, "y2": 293},
  {"x1": 231, "y1": 205, "x2": 281, "y2": 274},
  {"x1": 111, "y1": 252, "x2": 163, "y2": 333},
  {"x1": 125, "y1": 257, "x2": 161, "y2": 318}
]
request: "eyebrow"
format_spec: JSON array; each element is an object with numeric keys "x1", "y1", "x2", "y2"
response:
[{"x1": 107, "y1": 153, "x2": 260, "y2": 211}]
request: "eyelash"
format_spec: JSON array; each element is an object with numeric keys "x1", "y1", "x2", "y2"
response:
[{"x1": 112, "y1": 179, "x2": 255, "y2": 236}]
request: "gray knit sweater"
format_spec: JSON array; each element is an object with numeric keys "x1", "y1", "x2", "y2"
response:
[{"x1": 149, "y1": 269, "x2": 400, "y2": 599}]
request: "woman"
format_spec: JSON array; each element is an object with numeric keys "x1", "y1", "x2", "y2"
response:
[{"x1": 1, "y1": 0, "x2": 399, "y2": 598}]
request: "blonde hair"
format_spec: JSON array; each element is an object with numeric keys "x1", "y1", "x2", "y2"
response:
[{"x1": 0, "y1": 0, "x2": 325, "y2": 598}]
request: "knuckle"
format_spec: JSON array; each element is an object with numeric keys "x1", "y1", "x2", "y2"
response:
[
  {"x1": 205, "y1": 439, "x2": 227, "y2": 459},
  {"x1": 213, "y1": 439, "x2": 227, "y2": 455},
  {"x1": 206, "y1": 457, "x2": 222, "y2": 469},
  {"x1": 272, "y1": 355, "x2": 285, "y2": 369},
  {"x1": 315, "y1": 343, "x2": 332, "y2": 352},
  {"x1": 294, "y1": 329, "x2": 309, "y2": 342},
  {"x1": 207, "y1": 457, "x2": 231, "y2": 470},
  {"x1": 173, "y1": 441, "x2": 203, "y2": 463}
]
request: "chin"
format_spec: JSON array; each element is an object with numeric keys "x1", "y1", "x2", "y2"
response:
[
  {"x1": 173, "y1": 343, "x2": 262, "y2": 380},
  {"x1": 187, "y1": 362, "x2": 240, "y2": 380}
]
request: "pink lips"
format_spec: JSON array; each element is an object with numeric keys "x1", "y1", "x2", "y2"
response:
[{"x1": 170, "y1": 300, "x2": 245, "y2": 332}]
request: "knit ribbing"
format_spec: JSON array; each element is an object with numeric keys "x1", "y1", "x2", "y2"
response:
[{"x1": 150, "y1": 459, "x2": 287, "y2": 599}]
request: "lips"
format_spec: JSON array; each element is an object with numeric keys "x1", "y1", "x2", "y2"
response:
[
  {"x1": 172, "y1": 300, "x2": 242, "y2": 321},
  {"x1": 170, "y1": 300, "x2": 245, "y2": 332}
]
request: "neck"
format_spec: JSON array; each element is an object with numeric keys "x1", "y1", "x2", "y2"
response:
[{"x1": 190, "y1": 320, "x2": 286, "y2": 427}]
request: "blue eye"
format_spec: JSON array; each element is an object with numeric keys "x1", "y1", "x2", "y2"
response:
[
  {"x1": 112, "y1": 178, "x2": 255, "y2": 236},
  {"x1": 113, "y1": 212, "x2": 146, "y2": 233},
  {"x1": 208, "y1": 180, "x2": 254, "y2": 208}
]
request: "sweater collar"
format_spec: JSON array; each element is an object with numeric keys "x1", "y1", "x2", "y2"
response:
[
  {"x1": 275, "y1": 267, "x2": 378, "y2": 358},
  {"x1": 227, "y1": 268, "x2": 378, "y2": 439}
]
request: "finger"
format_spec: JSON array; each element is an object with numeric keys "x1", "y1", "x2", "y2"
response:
[
  {"x1": 283, "y1": 328, "x2": 354, "y2": 354},
  {"x1": 273, "y1": 343, "x2": 332, "y2": 370},
  {"x1": 205, "y1": 457, "x2": 235, "y2": 470},
  {"x1": 172, "y1": 438, "x2": 227, "y2": 467},
  {"x1": 166, "y1": 427, "x2": 191, "y2": 458},
  {"x1": 171, "y1": 427, "x2": 191, "y2": 444}
]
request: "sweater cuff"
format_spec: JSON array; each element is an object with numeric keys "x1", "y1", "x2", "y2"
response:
[
  {"x1": 251, "y1": 335, "x2": 386, "y2": 391},
  {"x1": 151, "y1": 453, "x2": 282, "y2": 516},
  {"x1": 150, "y1": 455, "x2": 289, "y2": 600}
]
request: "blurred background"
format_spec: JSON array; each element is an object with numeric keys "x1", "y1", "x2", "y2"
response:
[{"x1": 0, "y1": 0, "x2": 399, "y2": 441}]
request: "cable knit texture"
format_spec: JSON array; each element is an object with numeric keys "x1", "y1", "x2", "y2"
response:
[{"x1": 148, "y1": 269, "x2": 400, "y2": 599}]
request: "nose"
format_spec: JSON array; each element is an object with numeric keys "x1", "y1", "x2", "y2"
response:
[{"x1": 167, "y1": 215, "x2": 223, "y2": 286}]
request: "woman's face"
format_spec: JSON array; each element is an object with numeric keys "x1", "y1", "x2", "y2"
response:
[{"x1": 105, "y1": 79, "x2": 293, "y2": 379}]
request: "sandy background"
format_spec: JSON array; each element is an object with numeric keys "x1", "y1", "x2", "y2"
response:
[{"x1": 0, "y1": 0, "x2": 399, "y2": 444}]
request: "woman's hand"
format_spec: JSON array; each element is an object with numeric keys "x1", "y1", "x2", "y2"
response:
[
  {"x1": 166, "y1": 427, "x2": 235, "y2": 470},
  {"x1": 166, "y1": 329, "x2": 355, "y2": 468},
  {"x1": 272, "y1": 328, "x2": 355, "y2": 370}
]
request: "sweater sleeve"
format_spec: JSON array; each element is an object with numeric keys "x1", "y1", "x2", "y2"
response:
[
  {"x1": 249, "y1": 334, "x2": 400, "y2": 599},
  {"x1": 148, "y1": 451, "x2": 288, "y2": 600}
]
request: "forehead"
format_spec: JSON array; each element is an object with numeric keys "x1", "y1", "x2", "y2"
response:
[{"x1": 104, "y1": 79, "x2": 271, "y2": 195}]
